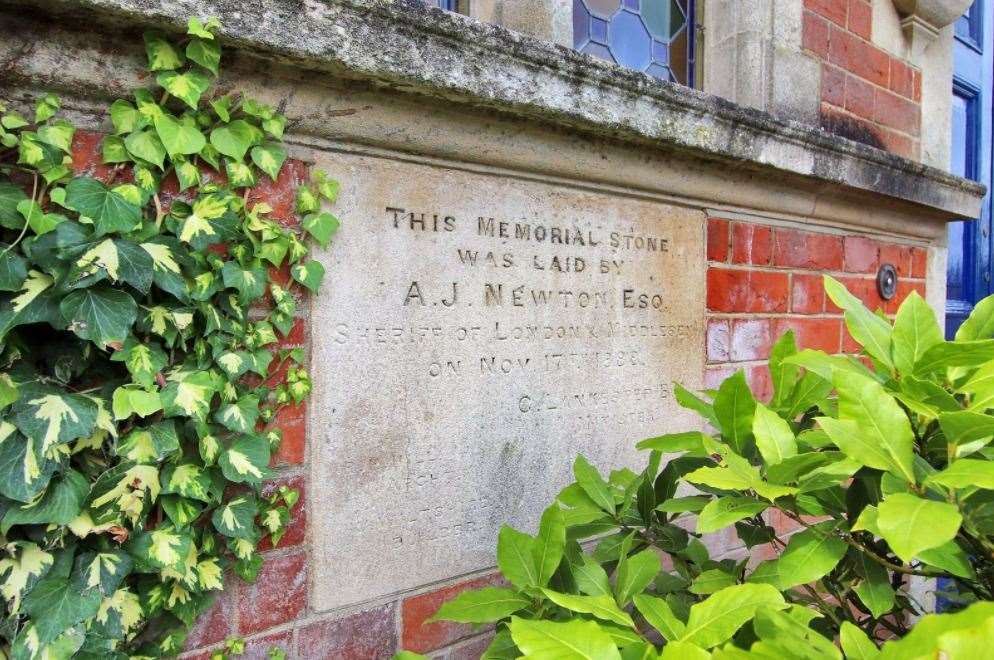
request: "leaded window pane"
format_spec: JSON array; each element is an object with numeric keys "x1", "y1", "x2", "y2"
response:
[{"x1": 573, "y1": 0, "x2": 696, "y2": 86}]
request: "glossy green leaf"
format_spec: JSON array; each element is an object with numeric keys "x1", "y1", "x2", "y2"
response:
[
  {"x1": 697, "y1": 496, "x2": 767, "y2": 534},
  {"x1": 748, "y1": 522, "x2": 847, "y2": 590},
  {"x1": 824, "y1": 275, "x2": 893, "y2": 369},
  {"x1": 713, "y1": 370, "x2": 756, "y2": 455},
  {"x1": 752, "y1": 403, "x2": 796, "y2": 466},
  {"x1": 633, "y1": 593, "x2": 685, "y2": 641},
  {"x1": 428, "y1": 587, "x2": 530, "y2": 624},
  {"x1": 497, "y1": 525, "x2": 539, "y2": 590},
  {"x1": 542, "y1": 589, "x2": 635, "y2": 628},
  {"x1": 892, "y1": 291, "x2": 942, "y2": 376},
  {"x1": 60, "y1": 286, "x2": 138, "y2": 346},
  {"x1": 876, "y1": 493, "x2": 962, "y2": 563},
  {"x1": 678, "y1": 583, "x2": 787, "y2": 649},
  {"x1": 840, "y1": 621, "x2": 880, "y2": 660},
  {"x1": 509, "y1": 616, "x2": 622, "y2": 660}
]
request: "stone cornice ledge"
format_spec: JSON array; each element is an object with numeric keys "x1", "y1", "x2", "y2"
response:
[{"x1": 3, "y1": 0, "x2": 985, "y2": 220}]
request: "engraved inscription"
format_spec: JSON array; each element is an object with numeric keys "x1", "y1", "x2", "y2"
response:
[{"x1": 309, "y1": 157, "x2": 705, "y2": 611}]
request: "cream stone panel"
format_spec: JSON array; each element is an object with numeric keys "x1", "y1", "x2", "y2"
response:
[{"x1": 307, "y1": 150, "x2": 706, "y2": 611}]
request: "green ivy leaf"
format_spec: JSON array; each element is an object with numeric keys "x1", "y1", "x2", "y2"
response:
[
  {"x1": 60, "y1": 286, "x2": 138, "y2": 347},
  {"x1": 210, "y1": 120, "x2": 262, "y2": 162},
  {"x1": 109, "y1": 99, "x2": 139, "y2": 135},
  {"x1": 156, "y1": 69, "x2": 211, "y2": 110},
  {"x1": 0, "y1": 180, "x2": 29, "y2": 229},
  {"x1": 111, "y1": 386, "x2": 162, "y2": 420},
  {"x1": 250, "y1": 143, "x2": 286, "y2": 181},
  {"x1": 143, "y1": 32, "x2": 184, "y2": 70},
  {"x1": 17, "y1": 199, "x2": 64, "y2": 236},
  {"x1": 65, "y1": 176, "x2": 142, "y2": 236},
  {"x1": 1, "y1": 469, "x2": 89, "y2": 534},
  {"x1": 291, "y1": 260, "x2": 324, "y2": 293},
  {"x1": 102, "y1": 135, "x2": 130, "y2": 163},
  {"x1": 301, "y1": 212, "x2": 340, "y2": 249},
  {"x1": 212, "y1": 495, "x2": 258, "y2": 538},
  {"x1": 23, "y1": 572, "x2": 102, "y2": 644},
  {"x1": 116, "y1": 421, "x2": 180, "y2": 464},
  {"x1": 124, "y1": 128, "x2": 167, "y2": 170},
  {"x1": 154, "y1": 113, "x2": 206, "y2": 156},
  {"x1": 0, "y1": 251, "x2": 28, "y2": 291},
  {"x1": 219, "y1": 434, "x2": 270, "y2": 485},
  {"x1": 186, "y1": 37, "x2": 221, "y2": 75}
]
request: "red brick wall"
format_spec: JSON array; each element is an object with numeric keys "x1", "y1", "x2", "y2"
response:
[
  {"x1": 705, "y1": 215, "x2": 927, "y2": 399},
  {"x1": 802, "y1": 0, "x2": 922, "y2": 158}
]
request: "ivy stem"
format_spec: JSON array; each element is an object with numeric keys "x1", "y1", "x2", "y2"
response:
[{"x1": 0, "y1": 172, "x2": 38, "y2": 257}]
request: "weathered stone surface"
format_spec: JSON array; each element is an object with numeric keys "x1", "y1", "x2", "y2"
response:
[
  {"x1": 0, "y1": 0, "x2": 984, "y2": 219},
  {"x1": 308, "y1": 152, "x2": 705, "y2": 610}
]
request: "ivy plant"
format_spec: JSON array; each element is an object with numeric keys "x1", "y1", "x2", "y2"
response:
[
  {"x1": 403, "y1": 277, "x2": 994, "y2": 659},
  {"x1": 0, "y1": 18, "x2": 339, "y2": 659}
]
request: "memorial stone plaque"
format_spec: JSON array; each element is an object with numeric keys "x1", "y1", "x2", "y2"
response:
[{"x1": 309, "y1": 154, "x2": 705, "y2": 611}]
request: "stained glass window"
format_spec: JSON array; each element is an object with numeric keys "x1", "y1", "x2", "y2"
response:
[{"x1": 573, "y1": 0, "x2": 696, "y2": 86}]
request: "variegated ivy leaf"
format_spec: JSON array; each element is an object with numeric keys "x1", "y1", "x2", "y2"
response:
[
  {"x1": 174, "y1": 158, "x2": 200, "y2": 192},
  {"x1": 250, "y1": 143, "x2": 286, "y2": 181},
  {"x1": 258, "y1": 237, "x2": 289, "y2": 266},
  {"x1": 199, "y1": 430, "x2": 221, "y2": 465},
  {"x1": 70, "y1": 550, "x2": 132, "y2": 597},
  {"x1": 0, "y1": 421, "x2": 59, "y2": 502},
  {"x1": 0, "y1": 541, "x2": 54, "y2": 614},
  {"x1": 291, "y1": 260, "x2": 324, "y2": 293},
  {"x1": 219, "y1": 434, "x2": 271, "y2": 486},
  {"x1": 226, "y1": 160, "x2": 256, "y2": 188},
  {"x1": 262, "y1": 114, "x2": 287, "y2": 140},
  {"x1": 212, "y1": 495, "x2": 259, "y2": 539},
  {"x1": 110, "y1": 336, "x2": 168, "y2": 389},
  {"x1": 210, "y1": 119, "x2": 263, "y2": 162},
  {"x1": 216, "y1": 350, "x2": 253, "y2": 379},
  {"x1": 10, "y1": 623, "x2": 85, "y2": 660},
  {"x1": 156, "y1": 69, "x2": 211, "y2": 110},
  {"x1": 196, "y1": 557, "x2": 223, "y2": 590},
  {"x1": 177, "y1": 192, "x2": 229, "y2": 245},
  {"x1": 64, "y1": 176, "x2": 142, "y2": 237},
  {"x1": 187, "y1": 16, "x2": 221, "y2": 40},
  {"x1": 302, "y1": 211, "x2": 340, "y2": 249},
  {"x1": 94, "y1": 588, "x2": 143, "y2": 639},
  {"x1": 88, "y1": 463, "x2": 161, "y2": 526},
  {"x1": 161, "y1": 494, "x2": 204, "y2": 528},
  {"x1": 143, "y1": 32, "x2": 185, "y2": 71},
  {"x1": 1, "y1": 469, "x2": 89, "y2": 534},
  {"x1": 69, "y1": 237, "x2": 156, "y2": 293},
  {"x1": 12, "y1": 384, "x2": 99, "y2": 455},
  {"x1": 161, "y1": 462, "x2": 213, "y2": 503},
  {"x1": 60, "y1": 285, "x2": 138, "y2": 347},
  {"x1": 161, "y1": 370, "x2": 216, "y2": 421},
  {"x1": 112, "y1": 385, "x2": 162, "y2": 420},
  {"x1": 37, "y1": 119, "x2": 75, "y2": 154},
  {"x1": 221, "y1": 260, "x2": 267, "y2": 303},
  {"x1": 296, "y1": 185, "x2": 320, "y2": 214},
  {"x1": 214, "y1": 395, "x2": 261, "y2": 434},
  {"x1": 261, "y1": 506, "x2": 289, "y2": 542},
  {"x1": 128, "y1": 525, "x2": 193, "y2": 571},
  {"x1": 141, "y1": 238, "x2": 189, "y2": 299},
  {"x1": 116, "y1": 421, "x2": 180, "y2": 464}
]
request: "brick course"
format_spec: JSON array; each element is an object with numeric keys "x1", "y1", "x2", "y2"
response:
[
  {"x1": 706, "y1": 214, "x2": 927, "y2": 397},
  {"x1": 802, "y1": 0, "x2": 921, "y2": 158}
]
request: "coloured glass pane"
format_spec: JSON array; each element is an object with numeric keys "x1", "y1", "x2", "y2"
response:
[
  {"x1": 609, "y1": 10, "x2": 652, "y2": 69},
  {"x1": 573, "y1": 0, "x2": 694, "y2": 86},
  {"x1": 584, "y1": 0, "x2": 622, "y2": 18}
]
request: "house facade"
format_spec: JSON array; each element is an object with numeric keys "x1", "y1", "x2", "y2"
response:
[{"x1": 0, "y1": 0, "x2": 986, "y2": 657}]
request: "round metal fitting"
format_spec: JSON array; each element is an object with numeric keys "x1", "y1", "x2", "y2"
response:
[{"x1": 877, "y1": 263, "x2": 898, "y2": 300}]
